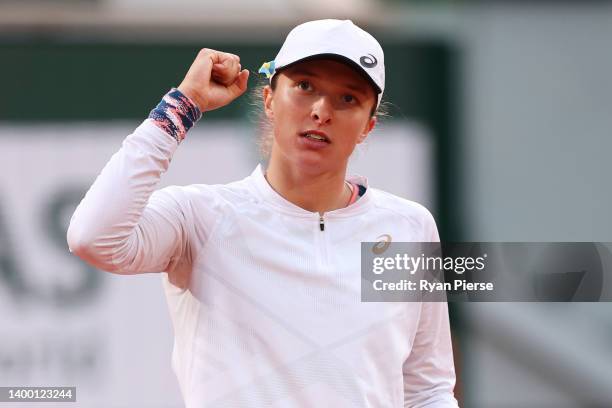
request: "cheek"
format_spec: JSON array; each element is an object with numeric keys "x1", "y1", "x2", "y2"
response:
[
  {"x1": 271, "y1": 101, "x2": 299, "y2": 145},
  {"x1": 275, "y1": 96, "x2": 306, "y2": 129},
  {"x1": 343, "y1": 112, "x2": 370, "y2": 136}
]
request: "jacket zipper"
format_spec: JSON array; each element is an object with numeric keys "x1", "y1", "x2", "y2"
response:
[{"x1": 315, "y1": 213, "x2": 330, "y2": 273}]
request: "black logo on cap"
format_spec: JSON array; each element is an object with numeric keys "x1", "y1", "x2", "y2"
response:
[{"x1": 360, "y1": 54, "x2": 378, "y2": 68}]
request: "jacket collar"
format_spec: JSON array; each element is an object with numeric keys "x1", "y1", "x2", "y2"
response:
[{"x1": 249, "y1": 164, "x2": 374, "y2": 217}]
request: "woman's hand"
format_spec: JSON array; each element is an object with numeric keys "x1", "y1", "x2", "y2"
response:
[{"x1": 178, "y1": 48, "x2": 250, "y2": 112}]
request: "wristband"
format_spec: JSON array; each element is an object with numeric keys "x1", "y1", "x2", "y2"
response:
[{"x1": 148, "y1": 88, "x2": 202, "y2": 143}]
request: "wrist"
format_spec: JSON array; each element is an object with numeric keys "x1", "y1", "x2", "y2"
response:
[
  {"x1": 177, "y1": 84, "x2": 206, "y2": 112},
  {"x1": 148, "y1": 88, "x2": 202, "y2": 143}
]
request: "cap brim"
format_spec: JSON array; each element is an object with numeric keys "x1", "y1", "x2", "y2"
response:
[{"x1": 276, "y1": 53, "x2": 382, "y2": 95}]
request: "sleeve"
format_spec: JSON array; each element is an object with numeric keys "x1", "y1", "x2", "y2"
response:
[
  {"x1": 66, "y1": 121, "x2": 182, "y2": 273},
  {"x1": 402, "y1": 301, "x2": 458, "y2": 407},
  {"x1": 66, "y1": 90, "x2": 209, "y2": 286},
  {"x1": 402, "y1": 208, "x2": 459, "y2": 407}
]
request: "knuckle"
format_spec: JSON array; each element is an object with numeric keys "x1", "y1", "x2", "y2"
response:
[
  {"x1": 223, "y1": 52, "x2": 239, "y2": 62},
  {"x1": 199, "y1": 48, "x2": 220, "y2": 59}
]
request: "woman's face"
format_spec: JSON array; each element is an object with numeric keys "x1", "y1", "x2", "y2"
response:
[{"x1": 264, "y1": 58, "x2": 377, "y2": 175}]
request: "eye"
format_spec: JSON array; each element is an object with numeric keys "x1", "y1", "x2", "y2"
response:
[
  {"x1": 297, "y1": 80, "x2": 312, "y2": 91},
  {"x1": 342, "y1": 94, "x2": 357, "y2": 104}
]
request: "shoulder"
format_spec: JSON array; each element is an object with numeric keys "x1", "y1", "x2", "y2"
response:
[
  {"x1": 369, "y1": 188, "x2": 439, "y2": 241},
  {"x1": 370, "y1": 188, "x2": 434, "y2": 219},
  {"x1": 145, "y1": 177, "x2": 256, "y2": 241},
  {"x1": 150, "y1": 175, "x2": 255, "y2": 211}
]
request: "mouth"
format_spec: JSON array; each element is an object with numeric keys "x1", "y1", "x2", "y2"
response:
[{"x1": 299, "y1": 130, "x2": 330, "y2": 143}]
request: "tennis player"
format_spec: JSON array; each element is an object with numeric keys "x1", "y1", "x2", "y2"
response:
[{"x1": 68, "y1": 19, "x2": 458, "y2": 407}]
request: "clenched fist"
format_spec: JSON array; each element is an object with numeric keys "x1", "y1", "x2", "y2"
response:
[{"x1": 177, "y1": 48, "x2": 250, "y2": 112}]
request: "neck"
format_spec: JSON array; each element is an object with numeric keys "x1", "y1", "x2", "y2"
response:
[{"x1": 265, "y1": 155, "x2": 351, "y2": 214}]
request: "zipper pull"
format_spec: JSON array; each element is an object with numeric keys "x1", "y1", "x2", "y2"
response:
[{"x1": 319, "y1": 215, "x2": 325, "y2": 231}]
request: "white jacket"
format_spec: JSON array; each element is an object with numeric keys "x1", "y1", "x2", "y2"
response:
[{"x1": 67, "y1": 119, "x2": 458, "y2": 408}]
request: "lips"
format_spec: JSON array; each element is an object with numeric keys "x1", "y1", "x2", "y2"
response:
[{"x1": 299, "y1": 130, "x2": 330, "y2": 143}]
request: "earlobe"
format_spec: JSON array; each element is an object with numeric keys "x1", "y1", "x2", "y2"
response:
[{"x1": 358, "y1": 116, "x2": 377, "y2": 144}]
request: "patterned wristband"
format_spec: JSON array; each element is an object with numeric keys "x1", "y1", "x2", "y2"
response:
[{"x1": 148, "y1": 88, "x2": 202, "y2": 143}]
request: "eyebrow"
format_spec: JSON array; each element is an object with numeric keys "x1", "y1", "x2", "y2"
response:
[{"x1": 290, "y1": 68, "x2": 370, "y2": 96}]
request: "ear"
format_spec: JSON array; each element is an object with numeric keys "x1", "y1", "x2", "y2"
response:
[
  {"x1": 357, "y1": 116, "x2": 377, "y2": 144},
  {"x1": 263, "y1": 85, "x2": 274, "y2": 120}
]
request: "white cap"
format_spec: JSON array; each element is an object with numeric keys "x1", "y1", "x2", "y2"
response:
[{"x1": 260, "y1": 19, "x2": 385, "y2": 107}]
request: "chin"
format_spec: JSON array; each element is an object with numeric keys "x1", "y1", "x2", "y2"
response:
[
  {"x1": 272, "y1": 141, "x2": 344, "y2": 176},
  {"x1": 293, "y1": 155, "x2": 329, "y2": 174},
  {"x1": 293, "y1": 152, "x2": 345, "y2": 177}
]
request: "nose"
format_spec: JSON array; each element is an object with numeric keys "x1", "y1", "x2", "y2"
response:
[{"x1": 311, "y1": 96, "x2": 333, "y2": 125}]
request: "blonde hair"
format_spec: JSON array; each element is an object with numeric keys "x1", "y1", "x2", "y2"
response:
[{"x1": 248, "y1": 74, "x2": 389, "y2": 158}]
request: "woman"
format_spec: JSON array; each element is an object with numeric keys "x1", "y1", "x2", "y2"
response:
[{"x1": 68, "y1": 19, "x2": 458, "y2": 407}]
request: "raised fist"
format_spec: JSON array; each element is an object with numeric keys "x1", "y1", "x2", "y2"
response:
[{"x1": 177, "y1": 48, "x2": 250, "y2": 112}]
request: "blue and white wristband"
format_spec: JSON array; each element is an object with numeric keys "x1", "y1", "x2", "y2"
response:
[{"x1": 148, "y1": 88, "x2": 202, "y2": 143}]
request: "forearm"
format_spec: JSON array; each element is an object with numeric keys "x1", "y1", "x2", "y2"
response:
[
  {"x1": 67, "y1": 89, "x2": 200, "y2": 272},
  {"x1": 403, "y1": 302, "x2": 458, "y2": 408}
]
